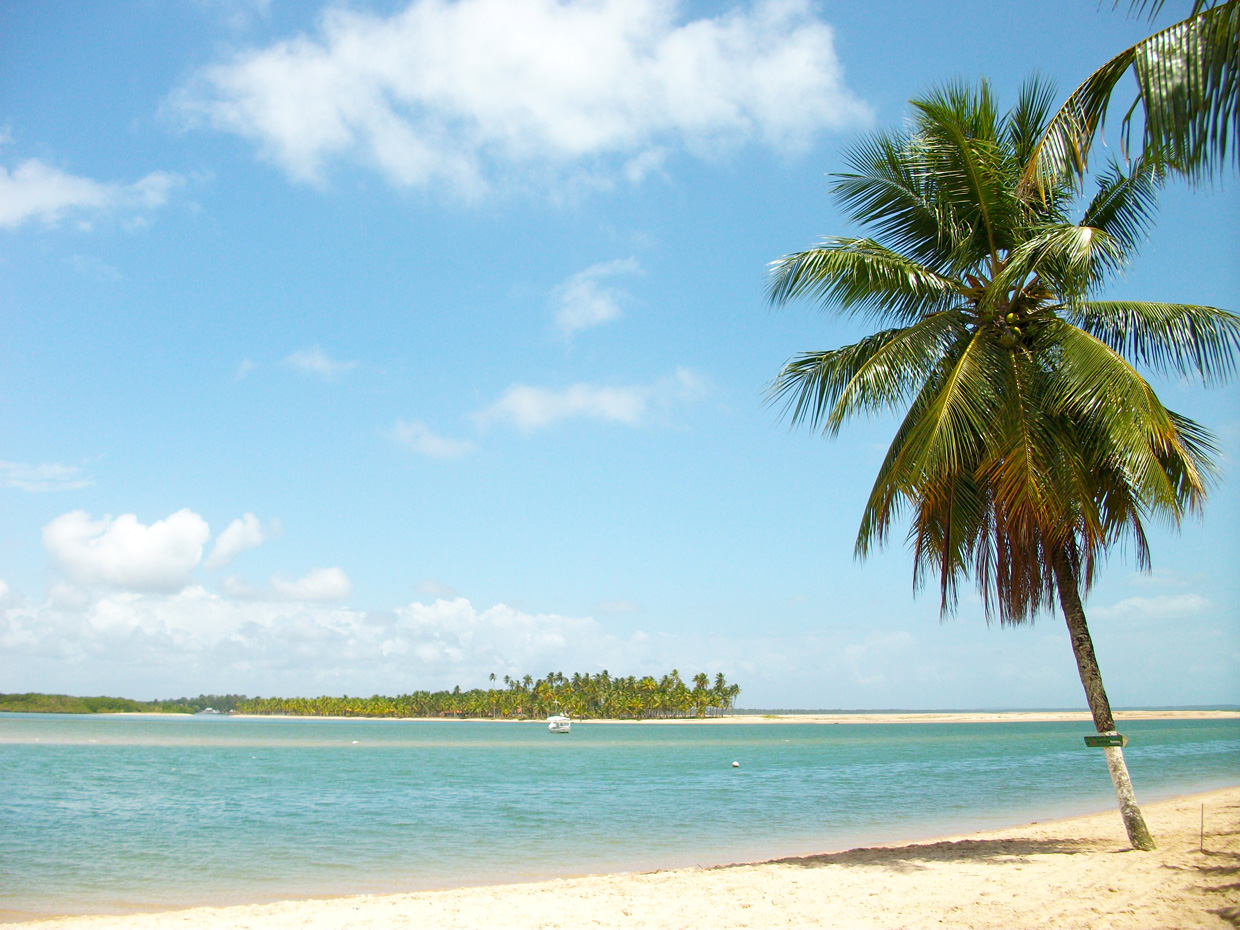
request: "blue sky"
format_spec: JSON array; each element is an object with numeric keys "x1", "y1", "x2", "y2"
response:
[{"x1": 1, "y1": 0, "x2": 1236, "y2": 708}]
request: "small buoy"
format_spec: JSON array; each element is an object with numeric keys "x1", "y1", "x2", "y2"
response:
[{"x1": 732, "y1": 761, "x2": 740, "y2": 768}]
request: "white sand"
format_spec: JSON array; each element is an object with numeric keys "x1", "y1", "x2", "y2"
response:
[
  {"x1": 583, "y1": 709, "x2": 1240, "y2": 725},
  {"x1": 217, "y1": 709, "x2": 1240, "y2": 724},
  {"x1": 9, "y1": 786, "x2": 1238, "y2": 929}
]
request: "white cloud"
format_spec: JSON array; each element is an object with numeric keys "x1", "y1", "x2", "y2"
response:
[
  {"x1": 843, "y1": 631, "x2": 915, "y2": 687},
  {"x1": 0, "y1": 592, "x2": 628, "y2": 696},
  {"x1": 2, "y1": 583, "x2": 1236, "y2": 706},
  {"x1": 0, "y1": 158, "x2": 183, "y2": 229},
  {"x1": 1090, "y1": 593, "x2": 1211, "y2": 623},
  {"x1": 221, "y1": 567, "x2": 353, "y2": 602},
  {"x1": 235, "y1": 359, "x2": 256, "y2": 381},
  {"x1": 554, "y1": 257, "x2": 639, "y2": 336},
  {"x1": 270, "y1": 567, "x2": 353, "y2": 602},
  {"x1": 172, "y1": 0, "x2": 870, "y2": 195},
  {"x1": 475, "y1": 366, "x2": 707, "y2": 431},
  {"x1": 205, "y1": 513, "x2": 277, "y2": 569},
  {"x1": 477, "y1": 382, "x2": 646, "y2": 430},
  {"x1": 418, "y1": 579, "x2": 458, "y2": 598},
  {"x1": 597, "y1": 599, "x2": 644, "y2": 614},
  {"x1": 284, "y1": 346, "x2": 357, "y2": 378},
  {"x1": 390, "y1": 419, "x2": 475, "y2": 457},
  {"x1": 0, "y1": 460, "x2": 93, "y2": 492},
  {"x1": 220, "y1": 575, "x2": 264, "y2": 599},
  {"x1": 42, "y1": 509, "x2": 211, "y2": 593}
]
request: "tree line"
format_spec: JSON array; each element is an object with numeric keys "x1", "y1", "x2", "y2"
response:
[
  {"x1": 0, "y1": 671, "x2": 741, "y2": 719},
  {"x1": 241, "y1": 670, "x2": 740, "y2": 719},
  {"x1": 0, "y1": 693, "x2": 248, "y2": 714}
]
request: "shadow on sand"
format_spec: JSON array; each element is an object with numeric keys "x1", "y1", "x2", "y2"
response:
[
  {"x1": 717, "y1": 836, "x2": 1105, "y2": 876},
  {"x1": 1189, "y1": 840, "x2": 1240, "y2": 927}
]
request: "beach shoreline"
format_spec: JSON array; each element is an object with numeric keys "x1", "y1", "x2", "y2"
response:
[
  {"x1": 6, "y1": 785, "x2": 1237, "y2": 929},
  {"x1": 95, "y1": 708, "x2": 1240, "y2": 724}
]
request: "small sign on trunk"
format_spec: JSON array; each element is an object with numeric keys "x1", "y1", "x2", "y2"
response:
[{"x1": 1083, "y1": 733, "x2": 1128, "y2": 748}]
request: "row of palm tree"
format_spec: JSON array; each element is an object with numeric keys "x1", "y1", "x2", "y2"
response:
[
  {"x1": 768, "y1": 0, "x2": 1237, "y2": 851},
  {"x1": 236, "y1": 670, "x2": 740, "y2": 720}
]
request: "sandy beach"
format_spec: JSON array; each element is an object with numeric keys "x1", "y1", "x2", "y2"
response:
[
  {"x1": 212, "y1": 708, "x2": 1240, "y2": 725},
  {"x1": 9, "y1": 785, "x2": 1237, "y2": 930},
  {"x1": 584, "y1": 709, "x2": 1240, "y2": 725}
]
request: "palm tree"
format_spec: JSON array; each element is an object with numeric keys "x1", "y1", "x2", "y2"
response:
[
  {"x1": 767, "y1": 77, "x2": 1239, "y2": 850},
  {"x1": 1027, "y1": 0, "x2": 1238, "y2": 189}
]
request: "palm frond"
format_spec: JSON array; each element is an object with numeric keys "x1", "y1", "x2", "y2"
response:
[
  {"x1": 1026, "y1": 0, "x2": 1240, "y2": 189},
  {"x1": 994, "y1": 223, "x2": 1128, "y2": 304},
  {"x1": 1006, "y1": 74, "x2": 1062, "y2": 167},
  {"x1": 1064, "y1": 300, "x2": 1240, "y2": 382},
  {"x1": 832, "y1": 133, "x2": 965, "y2": 272},
  {"x1": 768, "y1": 311, "x2": 962, "y2": 434},
  {"x1": 856, "y1": 331, "x2": 996, "y2": 562},
  {"x1": 766, "y1": 238, "x2": 961, "y2": 324},
  {"x1": 1042, "y1": 320, "x2": 1212, "y2": 518},
  {"x1": 1079, "y1": 157, "x2": 1163, "y2": 258},
  {"x1": 912, "y1": 83, "x2": 1010, "y2": 264},
  {"x1": 774, "y1": 75, "x2": 1234, "y2": 631}
]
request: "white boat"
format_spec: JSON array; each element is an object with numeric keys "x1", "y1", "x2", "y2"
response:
[{"x1": 547, "y1": 714, "x2": 571, "y2": 733}]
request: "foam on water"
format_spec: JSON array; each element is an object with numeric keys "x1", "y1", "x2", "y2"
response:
[{"x1": 1, "y1": 713, "x2": 1236, "y2": 919}]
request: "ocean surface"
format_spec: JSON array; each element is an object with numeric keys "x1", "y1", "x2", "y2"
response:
[{"x1": 1, "y1": 713, "x2": 1237, "y2": 920}]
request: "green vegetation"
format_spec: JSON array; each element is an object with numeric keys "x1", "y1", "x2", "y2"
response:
[
  {"x1": 243, "y1": 670, "x2": 740, "y2": 719},
  {"x1": 0, "y1": 693, "x2": 163, "y2": 714},
  {"x1": 0, "y1": 671, "x2": 740, "y2": 720},
  {"x1": 1028, "y1": 0, "x2": 1238, "y2": 189},
  {"x1": 0, "y1": 693, "x2": 247, "y2": 714},
  {"x1": 767, "y1": 77, "x2": 1238, "y2": 850}
]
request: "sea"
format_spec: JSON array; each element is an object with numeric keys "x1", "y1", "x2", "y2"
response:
[{"x1": 1, "y1": 712, "x2": 1237, "y2": 920}]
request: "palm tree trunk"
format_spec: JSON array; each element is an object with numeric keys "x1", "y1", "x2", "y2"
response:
[{"x1": 1053, "y1": 555, "x2": 1156, "y2": 851}]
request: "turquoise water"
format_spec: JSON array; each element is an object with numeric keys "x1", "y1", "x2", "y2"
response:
[{"x1": 1, "y1": 713, "x2": 1236, "y2": 919}]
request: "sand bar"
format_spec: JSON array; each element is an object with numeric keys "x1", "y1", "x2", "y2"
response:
[
  {"x1": 112, "y1": 708, "x2": 1238, "y2": 724},
  {"x1": 580, "y1": 709, "x2": 1240, "y2": 725},
  {"x1": 8, "y1": 786, "x2": 1237, "y2": 929}
]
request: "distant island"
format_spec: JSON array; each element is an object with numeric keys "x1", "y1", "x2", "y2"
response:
[{"x1": 0, "y1": 670, "x2": 740, "y2": 720}]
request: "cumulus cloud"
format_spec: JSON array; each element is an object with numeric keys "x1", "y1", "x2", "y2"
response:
[
  {"x1": 205, "y1": 513, "x2": 278, "y2": 569},
  {"x1": 553, "y1": 258, "x2": 639, "y2": 336},
  {"x1": 222, "y1": 567, "x2": 353, "y2": 602},
  {"x1": 284, "y1": 346, "x2": 356, "y2": 378},
  {"x1": 2, "y1": 581, "x2": 1235, "y2": 706},
  {"x1": 42, "y1": 509, "x2": 211, "y2": 593},
  {"x1": 0, "y1": 158, "x2": 183, "y2": 229},
  {"x1": 478, "y1": 383, "x2": 645, "y2": 430},
  {"x1": 0, "y1": 460, "x2": 93, "y2": 492},
  {"x1": 0, "y1": 590, "x2": 632, "y2": 695},
  {"x1": 475, "y1": 367, "x2": 706, "y2": 431},
  {"x1": 390, "y1": 419, "x2": 475, "y2": 457},
  {"x1": 172, "y1": 0, "x2": 870, "y2": 195},
  {"x1": 1090, "y1": 593, "x2": 1211, "y2": 623},
  {"x1": 270, "y1": 567, "x2": 354, "y2": 602}
]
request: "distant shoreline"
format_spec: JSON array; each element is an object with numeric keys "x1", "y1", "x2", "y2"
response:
[{"x1": 81, "y1": 708, "x2": 1240, "y2": 724}]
